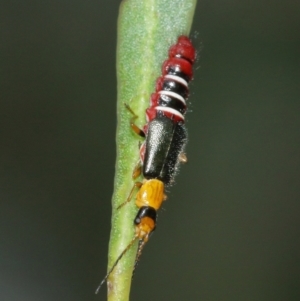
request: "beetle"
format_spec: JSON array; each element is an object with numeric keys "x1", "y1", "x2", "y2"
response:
[{"x1": 96, "y1": 36, "x2": 196, "y2": 294}]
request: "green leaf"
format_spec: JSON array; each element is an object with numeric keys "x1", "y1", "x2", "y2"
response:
[{"x1": 105, "y1": 0, "x2": 197, "y2": 300}]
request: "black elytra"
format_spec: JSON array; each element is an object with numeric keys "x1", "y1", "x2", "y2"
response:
[{"x1": 143, "y1": 114, "x2": 187, "y2": 186}]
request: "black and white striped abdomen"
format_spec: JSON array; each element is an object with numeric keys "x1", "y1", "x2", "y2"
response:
[
  {"x1": 146, "y1": 36, "x2": 195, "y2": 123},
  {"x1": 156, "y1": 73, "x2": 189, "y2": 121}
]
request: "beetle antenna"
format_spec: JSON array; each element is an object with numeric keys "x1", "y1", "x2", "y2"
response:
[
  {"x1": 95, "y1": 236, "x2": 138, "y2": 294},
  {"x1": 132, "y1": 239, "x2": 147, "y2": 278}
]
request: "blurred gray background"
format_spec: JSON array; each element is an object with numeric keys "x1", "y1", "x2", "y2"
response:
[{"x1": 1, "y1": 1, "x2": 299, "y2": 300}]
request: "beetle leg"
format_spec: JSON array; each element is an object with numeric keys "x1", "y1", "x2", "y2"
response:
[
  {"x1": 132, "y1": 161, "x2": 142, "y2": 179},
  {"x1": 117, "y1": 181, "x2": 143, "y2": 209},
  {"x1": 124, "y1": 103, "x2": 145, "y2": 138},
  {"x1": 178, "y1": 152, "x2": 188, "y2": 163}
]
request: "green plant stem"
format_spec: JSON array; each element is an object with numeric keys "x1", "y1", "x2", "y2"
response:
[{"x1": 106, "y1": 0, "x2": 197, "y2": 300}]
